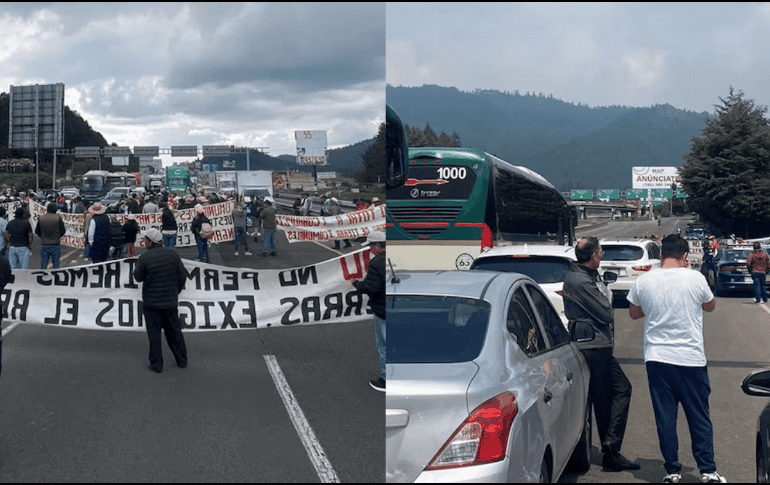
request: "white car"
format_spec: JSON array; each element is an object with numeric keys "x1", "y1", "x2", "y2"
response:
[
  {"x1": 470, "y1": 244, "x2": 576, "y2": 328},
  {"x1": 599, "y1": 239, "x2": 662, "y2": 300}
]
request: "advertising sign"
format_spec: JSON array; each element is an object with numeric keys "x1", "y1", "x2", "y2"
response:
[
  {"x1": 632, "y1": 166, "x2": 680, "y2": 189},
  {"x1": 9, "y1": 83, "x2": 65, "y2": 149},
  {"x1": 295, "y1": 130, "x2": 328, "y2": 166}
]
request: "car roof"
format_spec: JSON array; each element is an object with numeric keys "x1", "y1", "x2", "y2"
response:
[
  {"x1": 600, "y1": 238, "x2": 656, "y2": 247},
  {"x1": 387, "y1": 270, "x2": 531, "y2": 300},
  {"x1": 477, "y1": 244, "x2": 576, "y2": 260}
]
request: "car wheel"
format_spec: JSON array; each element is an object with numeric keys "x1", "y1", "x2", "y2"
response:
[
  {"x1": 539, "y1": 458, "x2": 551, "y2": 483},
  {"x1": 566, "y1": 405, "x2": 592, "y2": 473},
  {"x1": 759, "y1": 435, "x2": 769, "y2": 483}
]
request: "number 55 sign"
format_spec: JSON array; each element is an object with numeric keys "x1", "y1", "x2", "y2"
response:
[{"x1": 295, "y1": 130, "x2": 328, "y2": 166}]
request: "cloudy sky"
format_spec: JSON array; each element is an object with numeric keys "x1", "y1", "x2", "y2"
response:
[
  {"x1": 1, "y1": 2, "x2": 385, "y2": 165},
  {"x1": 387, "y1": 3, "x2": 770, "y2": 115}
]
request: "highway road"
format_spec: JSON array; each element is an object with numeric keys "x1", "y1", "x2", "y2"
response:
[
  {"x1": 558, "y1": 217, "x2": 769, "y2": 483},
  {"x1": 0, "y1": 230, "x2": 383, "y2": 482}
]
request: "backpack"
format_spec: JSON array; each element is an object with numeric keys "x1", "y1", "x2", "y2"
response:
[
  {"x1": 200, "y1": 222, "x2": 214, "y2": 239},
  {"x1": 110, "y1": 220, "x2": 126, "y2": 246}
]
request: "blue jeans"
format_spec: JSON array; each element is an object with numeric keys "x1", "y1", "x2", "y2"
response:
[
  {"x1": 646, "y1": 361, "x2": 716, "y2": 474},
  {"x1": 374, "y1": 316, "x2": 386, "y2": 381},
  {"x1": 752, "y1": 272, "x2": 767, "y2": 302},
  {"x1": 8, "y1": 246, "x2": 29, "y2": 270},
  {"x1": 234, "y1": 226, "x2": 249, "y2": 252},
  {"x1": 196, "y1": 237, "x2": 209, "y2": 262},
  {"x1": 164, "y1": 234, "x2": 177, "y2": 249},
  {"x1": 40, "y1": 245, "x2": 61, "y2": 269},
  {"x1": 262, "y1": 229, "x2": 277, "y2": 254}
]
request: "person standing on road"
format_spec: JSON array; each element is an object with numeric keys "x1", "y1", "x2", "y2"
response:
[
  {"x1": 259, "y1": 198, "x2": 278, "y2": 257},
  {"x1": 232, "y1": 197, "x2": 251, "y2": 257},
  {"x1": 352, "y1": 231, "x2": 386, "y2": 392},
  {"x1": 133, "y1": 228, "x2": 188, "y2": 373},
  {"x1": 747, "y1": 242, "x2": 769, "y2": 304},
  {"x1": 161, "y1": 203, "x2": 178, "y2": 249},
  {"x1": 563, "y1": 236, "x2": 640, "y2": 472},
  {"x1": 142, "y1": 195, "x2": 159, "y2": 214},
  {"x1": 87, "y1": 202, "x2": 111, "y2": 264},
  {"x1": 627, "y1": 234, "x2": 725, "y2": 484},
  {"x1": 123, "y1": 214, "x2": 140, "y2": 258},
  {"x1": 191, "y1": 204, "x2": 211, "y2": 263},
  {"x1": 35, "y1": 202, "x2": 66, "y2": 269},
  {"x1": 4, "y1": 208, "x2": 33, "y2": 270}
]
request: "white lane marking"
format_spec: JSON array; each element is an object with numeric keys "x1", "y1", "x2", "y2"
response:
[
  {"x1": 760, "y1": 302, "x2": 770, "y2": 316},
  {"x1": 1, "y1": 321, "x2": 20, "y2": 338},
  {"x1": 263, "y1": 355, "x2": 340, "y2": 483}
]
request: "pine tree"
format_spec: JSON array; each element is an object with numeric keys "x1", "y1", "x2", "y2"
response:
[
  {"x1": 679, "y1": 87, "x2": 770, "y2": 237},
  {"x1": 359, "y1": 122, "x2": 386, "y2": 184}
]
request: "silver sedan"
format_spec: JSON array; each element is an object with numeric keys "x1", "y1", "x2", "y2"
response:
[{"x1": 386, "y1": 271, "x2": 591, "y2": 482}]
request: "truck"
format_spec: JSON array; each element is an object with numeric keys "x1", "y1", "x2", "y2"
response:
[
  {"x1": 148, "y1": 174, "x2": 165, "y2": 193},
  {"x1": 215, "y1": 172, "x2": 238, "y2": 196},
  {"x1": 166, "y1": 166, "x2": 190, "y2": 194},
  {"x1": 81, "y1": 170, "x2": 110, "y2": 203},
  {"x1": 235, "y1": 170, "x2": 274, "y2": 201}
]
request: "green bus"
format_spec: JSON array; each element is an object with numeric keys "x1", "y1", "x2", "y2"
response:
[
  {"x1": 386, "y1": 148, "x2": 576, "y2": 271},
  {"x1": 166, "y1": 166, "x2": 190, "y2": 194}
]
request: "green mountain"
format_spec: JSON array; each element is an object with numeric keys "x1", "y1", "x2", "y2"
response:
[{"x1": 386, "y1": 84, "x2": 709, "y2": 191}]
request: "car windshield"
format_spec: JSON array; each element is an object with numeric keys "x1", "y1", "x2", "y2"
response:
[
  {"x1": 721, "y1": 248, "x2": 752, "y2": 262},
  {"x1": 471, "y1": 255, "x2": 572, "y2": 284},
  {"x1": 387, "y1": 295, "x2": 490, "y2": 364},
  {"x1": 602, "y1": 245, "x2": 645, "y2": 261}
]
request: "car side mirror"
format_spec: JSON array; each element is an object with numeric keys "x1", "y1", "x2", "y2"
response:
[
  {"x1": 602, "y1": 271, "x2": 618, "y2": 284},
  {"x1": 742, "y1": 369, "x2": 770, "y2": 397},
  {"x1": 569, "y1": 320, "x2": 595, "y2": 343}
]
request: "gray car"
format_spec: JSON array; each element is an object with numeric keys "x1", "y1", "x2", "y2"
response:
[{"x1": 386, "y1": 271, "x2": 591, "y2": 482}]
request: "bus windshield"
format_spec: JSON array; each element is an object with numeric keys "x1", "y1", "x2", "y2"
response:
[
  {"x1": 82, "y1": 176, "x2": 104, "y2": 190},
  {"x1": 386, "y1": 148, "x2": 574, "y2": 271}
]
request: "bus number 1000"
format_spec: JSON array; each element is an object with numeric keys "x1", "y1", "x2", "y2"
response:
[{"x1": 437, "y1": 167, "x2": 467, "y2": 180}]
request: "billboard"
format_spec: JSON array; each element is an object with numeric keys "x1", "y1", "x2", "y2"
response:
[
  {"x1": 295, "y1": 130, "x2": 328, "y2": 166},
  {"x1": 632, "y1": 166, "x2": 680, "y2": 189},
  {"x1": 9, "y1": 83, "x2": 65, "y2": 149}
]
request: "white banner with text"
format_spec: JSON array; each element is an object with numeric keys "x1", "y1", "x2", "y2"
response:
[
  {"x1": 276, "y1": 205, "x2": 386, "y2": 243},
  {"x1": 1, "y1": 249, "x2": 376, "y2": 331}
]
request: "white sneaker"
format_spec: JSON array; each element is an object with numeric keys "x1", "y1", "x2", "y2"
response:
[
  {"x1": 662, "y1": 473, "x2": 681, "y2": 483},
  {"x1": 234, "y1": 251, "x2": 239, "y2": 256},
  {"x1": 244, "y1": 252, "x2": 252, "y2": 256},
  {"x1": 701, "y1": 471, "x2": 726, "y2": 483}
]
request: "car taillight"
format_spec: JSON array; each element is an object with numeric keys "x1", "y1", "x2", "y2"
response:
[
  {"x1": 481, "y1": 223, "x2": 493, "y2": 253},
  {"x1": 425, "y1": 392, "x2": 518, "y2": 470},
  {"x1": 632, "y1": 265, "x2": 652, "y2": 272}
]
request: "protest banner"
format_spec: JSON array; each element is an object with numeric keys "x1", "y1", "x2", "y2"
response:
[
  {"x1": 23, "y1": 200, "x2": 235, "y2": 249},
  {"x1": 276, "y1": 205, "x2": 386, "y2": 243},
  {"x1": 2, "y1": 248, "x2": 375, "y2": 331}
]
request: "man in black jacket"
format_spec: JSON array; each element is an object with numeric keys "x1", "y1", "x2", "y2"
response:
[
  {"x1": 563, "y1": 236, "x2": 639, "y2": 472},
  {"x1": 352, "y1": 231, "x2": 386, "y2": 391},
  {"x1": 133, "y1": 228, "x2": 188, "y2": 373},
  {"x1": 0, "y1": 252, "x2": 12, "y2": 377}
]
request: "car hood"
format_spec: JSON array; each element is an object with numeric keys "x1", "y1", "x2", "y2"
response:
[{"x1": 386, "y1": 362, "x2": 480, "y2": 483}]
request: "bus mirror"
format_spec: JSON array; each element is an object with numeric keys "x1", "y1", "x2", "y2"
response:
[{"x1": 386, "y1": 104, "x2": 408, "y2": 191}]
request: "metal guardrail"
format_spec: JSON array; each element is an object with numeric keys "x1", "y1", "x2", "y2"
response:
[{"x1": 273, "y1": 193, "x2": 355, "y2": 216}]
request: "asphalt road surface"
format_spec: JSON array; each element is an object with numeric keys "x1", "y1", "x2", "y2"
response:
[
  {"x1": 557, "y1": 217, "x2": 769, "y2": 483},
  {"x1": 0, "y1": 230, "x2": 383, "y2": 482}
]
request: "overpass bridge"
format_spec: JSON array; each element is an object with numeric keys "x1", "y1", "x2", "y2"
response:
[{"x1": 568, "y1": 201, "x2": 641, "y2": 220}]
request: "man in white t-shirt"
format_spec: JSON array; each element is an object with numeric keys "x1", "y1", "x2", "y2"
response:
[{"x1": 627, "y1": 234, "x2": 725, "y2": 484}]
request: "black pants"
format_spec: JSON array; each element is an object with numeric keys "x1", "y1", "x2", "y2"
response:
[
  {"x1": 144, "y1": 308, "x2": 187, "y2": 372},
  {"x1": 580, "y1": 347, "x2": 632, "y2": 457}
]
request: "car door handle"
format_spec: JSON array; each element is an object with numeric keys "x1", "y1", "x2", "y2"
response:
[
  {"x1": 566, "y1": 372, "x2": 573, "y2": 382},
  {"x1": 544, "y1": 389, "x2": 553, "y2": 403}
]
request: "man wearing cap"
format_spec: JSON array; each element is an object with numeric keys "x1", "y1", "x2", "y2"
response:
[
  {"x1": 191, "y1": 204, "x2": 211, "y2": 263},
  {"x1": 352, "y1": 231, "x2": 386, "y2": 391},
  {"x1": 259, "y1": 198, "x2": 278, "y2": 257},
  {"x1": 372, "y1": 197, "x2": 382, "y2": 207},
  {"x1": 87, "y1": 202, "x2": 112, "y2": 264},
  {"x1": 133, "y1": 228, "x2": 188, "y2": 373}
]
